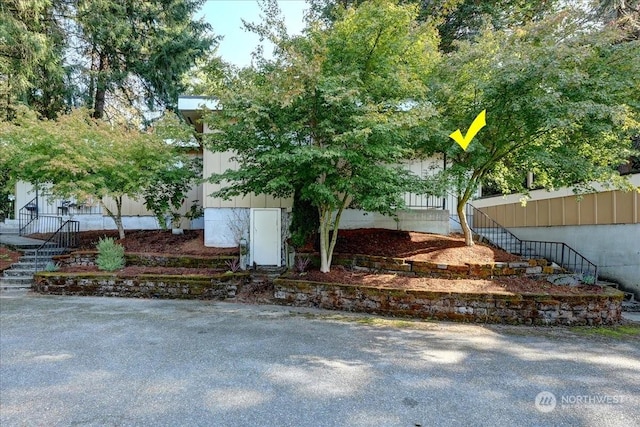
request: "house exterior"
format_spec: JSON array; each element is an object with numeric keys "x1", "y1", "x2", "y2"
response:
[
  {"x1": 2, "y1": 97, "x2": 450, "y2": 268},
  {"x1": 473, "y1": 174, "x2": 640, "y2": 298},
  {"x1": 177, "y1": 96, "x2": 450, "y2": 266}
]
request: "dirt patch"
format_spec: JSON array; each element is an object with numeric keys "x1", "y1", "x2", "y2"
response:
[
  {"x1": 0, "y1": 246, "x2": 21, "y2": 271},
  {"x1": 301, "y1": 229, "x2": 520, "y2": 264},
  {"x1": 288, "y1": 268, "x2": 605, "y2": 295}
]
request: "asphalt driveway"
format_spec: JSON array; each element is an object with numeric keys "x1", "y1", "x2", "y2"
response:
[{"x1": 1, "y1": 292, "x2": 639, "y2": 427}]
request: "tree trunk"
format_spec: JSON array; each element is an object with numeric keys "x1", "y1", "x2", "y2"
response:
[
  {"x1": 457, "y1": 197, "x2": 474, "y2": 247},
  {"x1": 115, "y1": 196, "x2": 125, "y2": 239},
  {"x1": 92, "y1": 55, "x2": 107, "y2": 119},
  {"x1": 100, "y1": 196, "x2": 126, "y2": 239},
  {"x1": 318, "y1": 199, "x2": 348, "y2": 273},
  {"x1": 318, "y1": 207, "x2": 332, "y2": 273}
]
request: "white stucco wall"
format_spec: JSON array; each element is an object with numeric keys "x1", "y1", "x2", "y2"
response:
[{"x1": 509, "y1": 224, "x2": 640, "y2": 298}]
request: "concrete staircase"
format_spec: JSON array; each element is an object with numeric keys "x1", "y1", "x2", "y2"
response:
[
  {"x1": 1, "y1": 246, "x2": 66, "y2": 291},
  {"x1": 1, "y1": 222, "x2": 66, "y2": 292}
]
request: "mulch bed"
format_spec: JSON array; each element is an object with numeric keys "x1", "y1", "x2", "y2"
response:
[
  {"x1": 287, "y1": 267, "x2": 605, "y2": 295},
  {"x1": 31, "y1": 228, "x2": 603, "y2": 297},
  {"x1": 0, "y1": 246, "x2": 21, "y2": 272}
]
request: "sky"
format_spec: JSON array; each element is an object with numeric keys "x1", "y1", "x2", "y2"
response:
[{"x1": 198, "y1": 0, "x2": 309, "y2": 68}]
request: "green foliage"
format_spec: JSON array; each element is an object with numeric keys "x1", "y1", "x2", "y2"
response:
[
  {"x1": 96, "y1": 237, "x2": 125, "y2": 272},
  {"x1": 44, "y1": 262, "x2": 60, "y2": 272},
  {"x1": 0, "y1": 0, "x2": 69, "y2": 120},
  {"x1": 289, "y1": 190, "x2": 320, "y2": 249},
  {"x1": 0, "y1": 0, "x2": 216, "y2": 122},
  {"x1": 204, "y1": 0, "x2": 439, "y2": 272},
  {"x1": 143, "y1": 113, "x2": 202, "y2": 229},
  {"x1": 0, "y1": 107, "x2": 190, "y2": 238},
  {"x1": 419, "y1": 7, "x2": 640, "y2": 244}
]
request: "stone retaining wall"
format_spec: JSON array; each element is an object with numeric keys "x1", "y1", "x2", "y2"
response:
[
  {"x1": 54, "y1": 251, "x2": 237, "y2": 269},
  {"x1": 303, "y1": 253, "x2": 563, "y2": 279},
  {"x1": 273, "y1": 279, "x2": 623, "y2": 325},
  {"x1": 34, "y1": 272, "x2": 249, "y2": 299}
]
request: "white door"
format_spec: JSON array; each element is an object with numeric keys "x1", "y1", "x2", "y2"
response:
[{"x1": 250, "y1": 208, "x2": 281, "y2": 266}]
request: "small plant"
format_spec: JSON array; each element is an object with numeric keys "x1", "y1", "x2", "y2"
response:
[
  {"x1": 96, "y1": 237, "x2": 125, "y2": 271},
  {"x1": 185, "y1": 200, "x2": 204, "y2": 221},
  {"x1": 581, "y1": 273, "x2": 596, "y2": 285},
  {"x1": 225, "y1": 258, "x2": 241, "y2": 273},
  {"x1": 295, "y1": 256, "x2": 311, "y2": 274},
  {"x1": 44, "y1": 262, "x2": 60, "y2": 272}
]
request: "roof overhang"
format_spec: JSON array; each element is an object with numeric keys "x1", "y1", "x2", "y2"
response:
[{"x1": 177, "y1": 96, "x2": 220, "y2": 134}]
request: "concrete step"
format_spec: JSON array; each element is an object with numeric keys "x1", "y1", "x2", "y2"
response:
[
  {"x1": 22, "y1": 248, "x2": 67, "y2": 257},
  {"x1": 0, "y1": 228, "x2": 20, "y2": 235},
  {"x1": 3, "y1": 269, "x2": 38, "y2": 277},
  {"x1": 10, "y1": 261, "x2": 54, "y2": 270},
  {"x1": 0, "y1": 284, "x2": 32, "y2": 292},
  {"x1": 0, "y1": 276, "x2": 33, "y2": 286}
]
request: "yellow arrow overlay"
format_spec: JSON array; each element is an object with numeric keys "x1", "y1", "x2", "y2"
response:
[{"x1": 449, "y1": 109, "x2": 486, "y2": 151}]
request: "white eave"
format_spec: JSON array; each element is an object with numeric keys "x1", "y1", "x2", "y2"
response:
[
  {"x1": 178, "y1": 96, "x2": 220, "y2": 133},
  {"x1": 178, "y1": 96, "x2": 220, "y2": 112}
]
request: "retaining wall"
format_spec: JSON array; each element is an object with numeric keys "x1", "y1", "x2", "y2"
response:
[
  {"x1": 54, "y1": 251, "x2": 237, "y2": 269},
  {"x1": 305, "y1": 253, "x2": 564, "y2": 279},
  {"x1": 34, "y1": 272, "x2": 249, "y2": 299},
  {"x1": 273, "y1": 279, "x2": 623, "y2": 326}
]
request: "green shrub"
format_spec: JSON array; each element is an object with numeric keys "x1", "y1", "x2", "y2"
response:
[
  {"x1": 96, "y1": 237, "x2": 125, "y2": 271},
  {"x1": 44, "y1": 262, "x2": 60, "y2": 272}
]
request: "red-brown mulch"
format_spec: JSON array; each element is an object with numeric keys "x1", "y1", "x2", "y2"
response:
[
  {"x1": 30, "y1": 229, "x2": 238, "y2": 256},
  {"x1": 288, "y1": 268, "x2": 604, "y2": 295},
  {"x1": 0, "y1": 246, "x2": 21, "y2": 272},
  {"x1": 31, "y1": 228, "x2": 599, "y2": 297},
  {"x1": 300, "y1": 228, "x2": 521, "y2": 264}
]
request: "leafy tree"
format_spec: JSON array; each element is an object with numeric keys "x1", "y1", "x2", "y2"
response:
[
  {"x1": 596, "y1": 0, "x2": 640, "y2": 40},
  {"x1": 204, "y1": 0, "x2": 439, "y2": 272},
  {"x1": 0, "y1": 0, "x2": 68, "y2": 120},
  {"x1": 143, "y1": 114, "x2": 202, "y2": 229},
  {"x1": 1, "y1": 0, "x2": 216, "y2": 122},
  {"x1": 72, "y1": 0, "x2": 216, "y2": 119},
  {"x1": 308, "y1": 0, "x2": 559, "y2": 51},
  {"x1": 0, "y1": 107, "x2": 192, "y2": 238},
  {"x1": 421, "y1": 9, "x2": 640, "y2": 245}
]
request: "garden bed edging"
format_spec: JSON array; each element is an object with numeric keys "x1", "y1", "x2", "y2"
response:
[{"x1": 273, "y1": 278, "x2": 623, "y2": 326}]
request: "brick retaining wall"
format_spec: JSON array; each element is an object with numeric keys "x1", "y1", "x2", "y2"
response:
[{"x1": 273, "y1": 278, "x2": 623, "y2": 325}]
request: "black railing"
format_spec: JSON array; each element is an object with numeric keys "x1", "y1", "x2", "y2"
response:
[
  {"x1": 18, "y1": 196, "x2": 39, "y2": 235},
  {"x1": 34, "y1": 219, "x2": 80, "y2": 272},
  {"x1": 404, "y1": 193, "x2": 447, "y2": 210},
  {"x1": 463, "y1": 203, "x2": 598, "y2": 281}
]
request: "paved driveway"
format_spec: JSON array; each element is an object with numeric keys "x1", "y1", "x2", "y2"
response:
[{"x1": 1, "y1": 292, "x2": 639, "y2": 427}]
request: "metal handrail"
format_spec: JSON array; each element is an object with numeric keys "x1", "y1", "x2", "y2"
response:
[
  {"x1": 18, "y1": 196, "x2": 39, "y2": 235},
  {"x1": 34, "y1": 219, "x2": 80, "y2": 272},
  {"x1": 464, "y1": 202, "x2": 598, "y2": 280}
]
